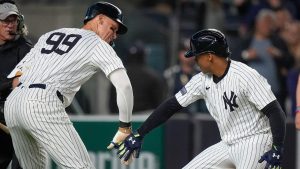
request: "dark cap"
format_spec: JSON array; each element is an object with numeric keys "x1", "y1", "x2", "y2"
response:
[
  {"x1": 185, "y1": 29, "x2": 230, "y2": 58},
  {"x1": 84, "y1": 1, "x2": 127, "y2": 34}
]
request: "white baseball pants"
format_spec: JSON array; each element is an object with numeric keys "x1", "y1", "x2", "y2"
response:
[{"x1": 4, "y1": 85, "x2": 94, "y2": 169}]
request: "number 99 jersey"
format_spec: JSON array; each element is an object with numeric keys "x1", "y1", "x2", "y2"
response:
[{"x1": 13, "y1": 28, "x2": 125, "y2": 107}]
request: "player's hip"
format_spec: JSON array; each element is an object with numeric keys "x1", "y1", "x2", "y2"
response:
[
  {"x1": 7, "y1": 83, "x2": 63, "y2": 104},
  {"x1": 221, "y1": 129, "x2": 271, "y2": 145},
  {"x1": 4, "y1": 86, "x2": 68, "y2": 127}
]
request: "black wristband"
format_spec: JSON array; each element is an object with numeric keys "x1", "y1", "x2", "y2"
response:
[{"x1": 119, "y1": 121, "x2": 131, "y2": 128}]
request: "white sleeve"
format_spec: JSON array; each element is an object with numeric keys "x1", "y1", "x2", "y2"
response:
[
  {"x1": 175, "y1": 73, "x2": 205, "y2": 107},
  {"x1": 91, "y1": 40, "x2": 124, "y2": 76},
  {"x1": 108, "y1": 68, "x2": 133, "y2": 123},
  {"x1": 244, "y1": 69, "x2": 276, "y2": 110}
]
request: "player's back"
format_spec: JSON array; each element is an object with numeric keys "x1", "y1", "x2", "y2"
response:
[
  {"x1": 18, "y1": 28, "x2": 124, "y2": 106},
  {"x1": 20, "y1": 28, "x2": 97, "y2": 84}
]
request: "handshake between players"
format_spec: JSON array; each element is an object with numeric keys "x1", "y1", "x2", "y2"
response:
[{"x1": 107, "y1": 128, "x2": 143, "y2": 165}]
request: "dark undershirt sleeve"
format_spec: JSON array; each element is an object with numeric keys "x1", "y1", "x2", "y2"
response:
[
  {"x1": 137, "y1": 96, "x2": 183, "y2": 137},
  {"x1": 261, "y1": 100, "x2": 286, "y2": 146}
]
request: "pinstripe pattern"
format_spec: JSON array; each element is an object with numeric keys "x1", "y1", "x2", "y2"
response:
[
  {"x1": 5, "y1": 87, "x2": 94, "y2": 168},
  {"x1": 176, "y1": 60, "x2": 275, "y2": 168},
  {"x1": 15, "y1": 28, "x2": 124, "y2": 107},
  {"x1": 4, "y1": 28, "x2": 125, "y2": 168},
  {"x1": 183, "y1": 142, "x2": 233, "y2": 169},
  {"x1": 231, "y1": 133, "x2": 272, "y2": 169},
  {"x1": 183, "y1": 133, "x2": 272, "y2": 169}
]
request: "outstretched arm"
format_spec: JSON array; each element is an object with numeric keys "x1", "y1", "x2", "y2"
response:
[
  {"x1": 116, "y1": 96, "x2": 183, "y2": 165},
  {"x1": 107, "y1": 68, "x2": 133, "y2": 149},
  {"x1": 137, "y1": 96, "x2": 183, "y2": 136},
  {"x1": 109, "y1": 68, "x2": 133, "y2": 123}
]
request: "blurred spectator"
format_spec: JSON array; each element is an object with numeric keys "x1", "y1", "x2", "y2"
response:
[
  {"x1": 178, "y1": 1, "x2": 206, "y2": 37},
  {"x1": 204, "y1": 0, "x2": 225, "y2": 32},
  {"x1": 137, "y1": 0, "x2": 175, "y2": 11},
  {"x1": 281, "y1": 21, "x2": 300, "y2": 67},
  {"x1": 233, "y1": 0, "x2": 253, "y2": 17},
  {"x1": 282, "y1": 21, "x2": 300, "y2": 116},
  {"x1": 239, "y1": 0, "x2": 298, "y2": 37},
  {"x1": 164, "y1": 40, "x2": 208, "y2": 113},
  {"x1": 109, "y1": 41, "x2": 166, "y2": 113},
  {"x1": 239, "y1": 9, "x2": 293, "y2": 111},
  {"x1": 274, "y1": 7, "x2": 293, "y2": 33},
  {"x1": 0, "y1": 0, "x2": 32, "y2": 168}
]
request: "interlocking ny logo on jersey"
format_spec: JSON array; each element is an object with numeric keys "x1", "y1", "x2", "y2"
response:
[{"x1": 223, "y1": 91, "x2": 238, "y2": 112}]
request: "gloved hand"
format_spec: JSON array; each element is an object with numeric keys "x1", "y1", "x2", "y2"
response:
[
  {"x1": 117, "y1": 131, "x2": 143, "y2": 165},
  {"x1": 258, "y1": 145, "x2": 283, "y2": 169},
  {"x1": 107, "y1": 127, "x2": 132, "y2": 150}
]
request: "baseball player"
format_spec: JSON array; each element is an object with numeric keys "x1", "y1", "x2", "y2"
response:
[
  {"x1": 116, "y1": 29, "x2": 286, "y2": 169},
  {"x1": 4, "y1": 2, "x2": 133, "y2": 168}
]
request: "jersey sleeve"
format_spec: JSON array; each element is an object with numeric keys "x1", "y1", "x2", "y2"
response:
[
  {"x1": 91, "y1": 40, "x2": 124, "y2": 76},
  {"x1": 242, "y1": 69, "x2": 276, "y2": 110},
  {"x1": 175, "y1": 73, "x2": 205, "y2": 107}
]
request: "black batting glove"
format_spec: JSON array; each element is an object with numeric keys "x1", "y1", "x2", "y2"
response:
[
  {"x1": 117, "y1": 131, "x2": 143, "y2": 165},
  {"x1": 258, "y1": 145, "x2": 283, "y2": 169}
]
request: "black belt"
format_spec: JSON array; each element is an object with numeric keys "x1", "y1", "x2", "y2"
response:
[
  {"x1": 29, "y1": 83, "x2": 46, "y2": 89},
  {"x1": 19, "y1": 83, "x2": 64, "y2": 103}
]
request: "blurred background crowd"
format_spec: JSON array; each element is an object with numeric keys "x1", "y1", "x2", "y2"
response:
[{"x1": 14, "y1": 0, "x2": 300, "y2": 120}]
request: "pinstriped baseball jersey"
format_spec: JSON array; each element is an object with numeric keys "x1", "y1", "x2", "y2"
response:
[
  {"x1": 4, "y1": 28, "x2": 127, "y2": 169},
  {"x1": 15, "y1": 28, "x2": 124, "y2": 107},
  {"x1": 175, "y1": 60, "x2": 276, "y2": 144}
]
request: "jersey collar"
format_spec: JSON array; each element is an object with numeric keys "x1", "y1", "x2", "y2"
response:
[{"x1": 213, "y1": 59, "x2": 231, "y2": 83}]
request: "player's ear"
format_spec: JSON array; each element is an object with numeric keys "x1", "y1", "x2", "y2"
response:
[
  {"x1": 97, "y1": 15, "x2": 104, "y2": 25},
  {"x1": 208, "y1": 53, "x2": 213, "y2": 62}
]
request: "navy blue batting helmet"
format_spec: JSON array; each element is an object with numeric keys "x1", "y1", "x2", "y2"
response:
[
  {"x1": 185, "y1": 29, "x2": 231, "y2": 58},
  {"x1": 84, "y1": 1, "x2": 128, "y2": 34}
]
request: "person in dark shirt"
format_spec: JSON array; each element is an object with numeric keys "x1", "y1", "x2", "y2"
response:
[
  {"x1": 0, "y1": 0, "x2": 32, "y2": 168},
  {"x1": 164, "y1": 41, "x2": 208, "y2": 113},
  {"x1": 109, "y1": 41, "x2": 166, "y2": 113}
]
